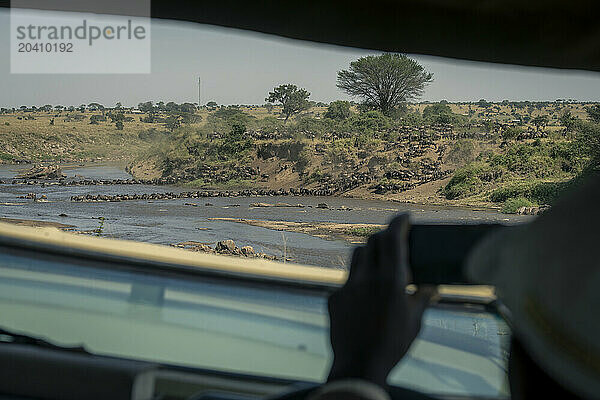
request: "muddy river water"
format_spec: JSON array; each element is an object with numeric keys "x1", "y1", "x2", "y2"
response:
[{"x1": 0, "y1": 164, "x2": 532, "y2": 268}]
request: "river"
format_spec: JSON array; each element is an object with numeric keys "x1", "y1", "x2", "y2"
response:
[{"x1": 0, "y1": 163, "x2": 532, "y2": 268}]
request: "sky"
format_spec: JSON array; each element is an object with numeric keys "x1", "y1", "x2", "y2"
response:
[{"x1": 3, "y1": 9, "x2": 600, "y2": 108}]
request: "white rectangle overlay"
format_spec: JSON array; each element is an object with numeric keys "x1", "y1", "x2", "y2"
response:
[{"x1": 11, "y1": 2, "x2": 151, "y2": 74}]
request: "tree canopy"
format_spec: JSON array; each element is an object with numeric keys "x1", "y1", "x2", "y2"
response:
[
  {"x1": 325, "y1": 100, "x2": 352, "y2": 120},
  {"x1": 422, "y1": 102, "x2": 459, "y2": 124},
  {"x1": 265, "y1": 84, "x2": 310, "y2": 122},
  {"x1": 586, "y1": 104, "x2": 600, "y2": 123},
  {"x1": 422, "y1": 103, "x2": 452, "y2": 118},
  {"x1": 337, "y1": 53, "x2": 433, "y2": 115}
]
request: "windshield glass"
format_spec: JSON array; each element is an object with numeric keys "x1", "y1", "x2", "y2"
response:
[
  {"x1": 0, "y1": 250, "x2": 510, "y2": 397},
  {"x1": 1, "y1": 6, "x2": 600, "y2": 399}
]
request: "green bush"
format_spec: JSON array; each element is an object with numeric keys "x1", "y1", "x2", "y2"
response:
[
  {"x1": 257, "y1": 116, "x2": 284, "y2": 134},
  {"x1": 0, "y1": 152, "x2": 14, "y2": 161},
  {"x1": 530, "y1": 181, "x2": 568, "y2": 204},
  {"x1": 398, "y1": 111, "x2": 424, "y2": 126},
  {"x1": 442, "y1": 162, "x2": 491, "y2": 199},
  {"x1": 89, "y1": 115, "x2": 106, "y2": 125},
  {"x1": 485, "y1": 140, "x2": 582, "y2": 178},
  {"x1": 490, "y1": 185, "x2": 527, "y2": 202},
  {"x1": 344, "y1": 111, "x2": 391, "y2": 137},
  {"x1": 422, "y1": 103, "x2": 464, "y2": 125},
  {"x1": 501, "y1": 126, "x2": 524, "y2": 141},
  {"x1": 443, "y1": 182, "x2": 476, "y2": 200},
  {"x1": 423, "y1": 103, "x2": 452, "y2": 119},
  {"x1": 325, "y1": 101, "x2": 352, "y2": 120},
  {"x1": 209, "y1": 107, "x2": 255, "y2": 130},
  {"x1": 490, "y1": 180, "x2": 570, "y2": 205},
  {"x1": 502, "y1": 197, "x2": 534, "y2": 214},
  {"x1": 218, "y1": 123, "x2": 253, "y2": 158},
  {"x1": 574, "y1": 120, "x2": 600, "y2": 169},
  {"x1": 353, "y1": 134, "x2": 380, "y2": 151},
  {"x1": 287, "y1": 116, "x2": 333, "y2": 138},
  {"x1": 346, "y1": 226, "x2": 382, "y2": 237}
]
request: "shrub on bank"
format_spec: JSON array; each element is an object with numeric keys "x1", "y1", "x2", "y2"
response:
[
  {"x1": 442, "y1": 162, "x2": 492, "y2": 199},
  {"x1": 490, "y1": 184, "x2": 528, "y2": 202},
  {"x1": 0, "y1": 152, "x2": 14, "y2": 161},
  {"x1": 486, "y1": 140, "x2": 580, "y2": 178},
  {"x1": 502, "y1": 197, "x2": 534, "y2": 214},
  {"x1": 295, "y1": 149, "x2": 311, "y2": 174},
  {"x1": 257, "y1": 116, "x2": 284, "y2": 134},
  {"x1": 446, "y1": 137, "x2": 587, "y2": 203},
  {"x1": 490, "y1": 180, "x2": 570, "y2": 205},
  {"x1": 530, "y1": 180, "x2": 572, "y2": 205},
  {"x1": 346, "y1": 226, "x2": 382, "y2": 237}
]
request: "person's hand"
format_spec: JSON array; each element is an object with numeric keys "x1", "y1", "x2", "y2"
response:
[{"x1": 327, "y1": 214, "x2": 436, "y2": 388}]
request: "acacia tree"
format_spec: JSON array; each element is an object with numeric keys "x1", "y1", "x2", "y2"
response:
[
  {"x1": 265, "y1": 84, "x2": 310, "y2": 122},
  {"x1": 337, "y1": 53, "x2": 433, "y2": 116},
  {"x1": 164, "y1": 116, "x2": 181, "y2": 132},
  {"x1": 531, "y1": 115, "x2": 549, "y2": 132},
  {"x1": 325, "y1": 100, "x2": 352, "y2": 120}
]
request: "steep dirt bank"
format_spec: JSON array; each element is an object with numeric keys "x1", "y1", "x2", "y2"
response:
[
  {"x1": 125, "y1": 157, "x2": 162, "y2": 179},
  {"x1": 127, "y1": 153, "x2": 502, "y2": 210}
]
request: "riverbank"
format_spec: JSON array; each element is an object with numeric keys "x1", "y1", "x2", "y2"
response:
[
  {"x1": 0, "y1": 163, "x2": 533, "y2": 267},
  {"x1": 3, "y1": 161, "x2": 544, "y2": 214}
]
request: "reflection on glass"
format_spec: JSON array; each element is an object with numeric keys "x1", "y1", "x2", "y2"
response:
[{"x1": 0, "y1": 252, "x2": 509, "y2": 397}]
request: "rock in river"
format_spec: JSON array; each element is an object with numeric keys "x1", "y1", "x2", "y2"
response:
[
  {"x1": 215, "y1": 240, "x2": 236, "y2": 253},
  {"x1": 240, "y1": 246, "x2": 255, "y2": 256}
]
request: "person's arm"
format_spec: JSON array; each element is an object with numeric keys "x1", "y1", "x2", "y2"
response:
[{"x1": 327, "y1": 214, "x2": 436, "y2": 388}]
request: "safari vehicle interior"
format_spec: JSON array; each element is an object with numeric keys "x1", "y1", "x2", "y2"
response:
[
  {"x1": 0, "y1": 221, "x2": 507, "y2": 400},
  {"x1": 1, "y1": 1, "x2": 598, "y2": 400}
]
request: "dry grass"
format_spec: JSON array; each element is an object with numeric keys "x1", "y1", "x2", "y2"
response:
[
  {"x1": 0, "y1": 102, "x2": 590, "y2": 164},
  {"x1": 0, "y1": 104, "x2": 331, "y2": 163},
  {"x1": 0, "y1": 110, "x2": 194, "y2": 162},
  {"x1": 410, "y1": 102, "x2": 590, "y2": 125}
]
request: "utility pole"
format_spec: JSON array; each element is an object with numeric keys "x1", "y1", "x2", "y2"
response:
[{"x1": 198, "y1": 77, "x2": 201, "y2": 107}]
